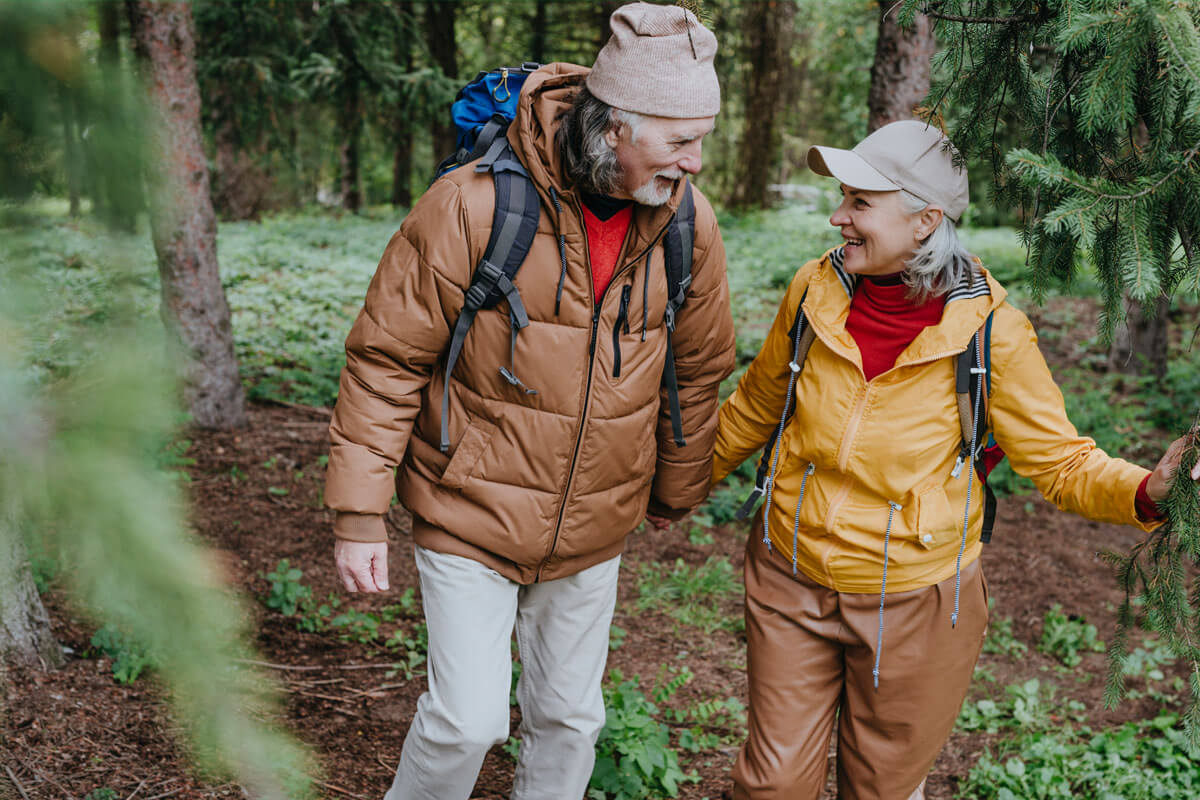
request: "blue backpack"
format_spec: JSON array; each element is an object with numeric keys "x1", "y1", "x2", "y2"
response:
[{"x1": 432, "y1": 65, "x2": 698, "y2": 455}]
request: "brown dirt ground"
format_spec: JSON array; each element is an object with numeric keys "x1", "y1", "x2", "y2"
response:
[{"x1": 3, "y1": 295, "x2": 1194, "y2": 800}]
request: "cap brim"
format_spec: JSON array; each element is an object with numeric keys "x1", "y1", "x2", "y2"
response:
[{"x1": 807, "y1": 146, "x2": 901, "y2": 192}]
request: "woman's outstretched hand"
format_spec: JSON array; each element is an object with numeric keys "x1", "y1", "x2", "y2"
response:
[{"x1": 1146, "y1": 431, "x2": 1200, "y2": 504}]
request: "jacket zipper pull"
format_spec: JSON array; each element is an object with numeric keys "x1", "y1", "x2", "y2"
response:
[
  {"x1": 612, "y1": 285, "x2": 632, "y2": 378},
  {"x1": 589, "y1": 303, "x2": 602, "y2": 357}
]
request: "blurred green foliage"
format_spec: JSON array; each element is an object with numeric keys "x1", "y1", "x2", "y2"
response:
[{"x1": 2, "y1": 2, "x2": 312, "y2": 794}]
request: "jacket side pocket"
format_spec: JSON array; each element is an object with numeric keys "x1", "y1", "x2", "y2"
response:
[
  {"x1": 916, "y1": 485, "x2": 957, "y2": 549},
  {"x1": 441, "y1": 417, "x2": 498, "y2": 490}
]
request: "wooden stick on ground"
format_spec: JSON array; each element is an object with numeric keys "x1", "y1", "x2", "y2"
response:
[
  {"x1": 3, "y1": 765, "x2": 32, "y2": 800},
  {"x1": 313, "y1": 779, "x2": 367, "y2": 799},
  {"x1": 234, "y1": 658, "x2": 398, "y2": 672}
]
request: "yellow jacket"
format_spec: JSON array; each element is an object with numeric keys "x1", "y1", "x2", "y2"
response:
[{"x1": 714, "y1": 248, "x2": 1159, "y2": 594}]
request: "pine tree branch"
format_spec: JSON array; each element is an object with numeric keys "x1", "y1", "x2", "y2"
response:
[
  {"x1": 1011, "y1": 142, "x2": 1200, "y2": 202},
  {"x1": 921, "y1": 3, "x2": 1038, "y2": 25},
  {"x1": 1157, "y1": 10, "x2": 1200, "y2": 105}
]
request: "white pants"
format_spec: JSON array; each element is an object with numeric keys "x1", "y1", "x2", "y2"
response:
[{"x1": 383, "y1": 545, "x2": 620, "y2": 800}]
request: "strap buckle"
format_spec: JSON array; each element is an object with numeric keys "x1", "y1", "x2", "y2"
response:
[{"x1": 464, "y1": 260, "x2": 503, "y2": 310}]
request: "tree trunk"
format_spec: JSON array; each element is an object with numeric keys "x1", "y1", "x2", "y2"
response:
[
  {"x1": 99, "y1": 1, "x2": 121, "y2": 66},
  {"x1": 0, "y1": 514, "x2": 62, "y2": 670},
  {"x1": 531, "y1": 0, "x2": 548, "y2": 63},
  {"x1": 338, "y1": 77, "x2": 363, "y2": 213},
  {"x1": 1109, "y1": 294, "x2": 1170, "y2": 380},
  {"x1": 391, "y1": 2, "x2": 415, "y2": 207},
  {"x1": 127, "y1": 1, "x2": 247, "y2": 430},
  {"x1": 730, "y1": 0, "x2": 797, "y2": 210},
  {"x1": 391, "y1": 127, "x2": 413, "y2": 208},
  {"x1": 595, "y1": 0, "x2": 622, "y2": 48},
  {"x1": 867, "y1": 0, "x2": 936, "y2": 133},
  {"x1": 425, "y1": 0, "x2": 457, "y2": 158},
  {"x1": 59, "y1": 83, "x2": 82, "y2": 218}
]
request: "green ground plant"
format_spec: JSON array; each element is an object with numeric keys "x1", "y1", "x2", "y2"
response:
[
  {"x1": 1038, "y1": 605, "x2": 1105, "y2": 668},
  {"x1": 958, "y1": 679, "x2": 1067, "y2": 735},
  {"x1": 263, "y1": 559, "x2": 310, "y2": 617},
  {"x1": 635, "y1": 557, "x2": 741, "y2": 634},
  {"x1": 259, "y1": 559, "x2": 428, "y2": 675},
  {"x1": 959, "y1": 713, "x2": 1200, "y2": 800},
  {"x1": 587, "y1": 669, "x2": 696, "y2": 800},
  {"x1": 88, "y1": 623, "x2": 160, "y2": 684},
  {"x1": 982, "y1": 610, "x2": 1029, "y2": 660}
]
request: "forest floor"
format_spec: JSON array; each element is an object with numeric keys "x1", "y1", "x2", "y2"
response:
[{"x1": 5, "y1": 291, "x2": 1198, "y2": 800}]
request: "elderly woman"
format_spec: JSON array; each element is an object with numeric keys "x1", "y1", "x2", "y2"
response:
[{"x1": 712, "y1": 120, "x2": 1198, "y2": 800}]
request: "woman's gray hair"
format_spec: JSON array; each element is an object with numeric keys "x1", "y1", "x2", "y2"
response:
[
  {"x1": 555, "y1": 87, "x2": 644, "y2": 196},
  {"x1": 899, "y1": 190, "x2": 977, "y2": 300}
]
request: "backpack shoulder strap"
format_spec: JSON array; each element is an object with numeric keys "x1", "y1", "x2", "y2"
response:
[
  {"x1": 954, "y1": 310, "x2": 997, "y2": 541},
  {"x1": 660, "y1": 181, "x2": 696, "y2": 447},
  {"x1": 440, "y1": 135, "x2": 540, "y2": 452},
  {"x1": 736, "y1": 289, "x2": 813, "y2": 520}
]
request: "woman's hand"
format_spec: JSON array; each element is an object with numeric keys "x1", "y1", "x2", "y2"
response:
[{"x1": 1146, "y1": 431, "x2": 1200, "y2": 504}]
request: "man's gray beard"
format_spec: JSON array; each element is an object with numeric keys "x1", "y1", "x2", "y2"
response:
[{"x1": 631, "y1": 171, "x2": 682, "y2": 207}]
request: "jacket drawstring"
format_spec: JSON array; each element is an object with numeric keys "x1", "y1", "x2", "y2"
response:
[
  {"x1": 952, "y1": 340, "x2": 987, "y2": 627},
  {"x1": 790, "y1": 463, "x2": 816, "y2": 574},
  {"x1": 641, "y1": 251, "x2": 651, "y2": 341},
  {"x1": 761, "y1": 326, "x2": 807, "y2": 552},
  {"x1": 549, "y1": 186, "x2": 568, "y2": 316},
  {"x1": 873, "y1": 500, "x2": 903, "y2": 690}
]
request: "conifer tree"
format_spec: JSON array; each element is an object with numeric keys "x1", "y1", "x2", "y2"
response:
[
  {"x1": 901, "y1": 0, "x2": 1200, "y2": 741},
  {"x1": 902, "y1": 0, "x2": 1199, "y2": 318}
]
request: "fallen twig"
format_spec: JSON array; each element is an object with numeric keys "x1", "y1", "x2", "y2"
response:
[
  {"x1": 3, "y1": 765, "x2": 32, "y2": 800},
  {"x1": 10, "y1": 753, "x2": 72, "y2": 799},
  {"x1": 263, "y1": 398, "x2": 332, "y2": 417},
  {"x1": 343, "y1": 682, "x2": 407, "y2": 699},
  {"x1": 125, "y1": 778, "x2": 148, "y2": 800},
  {"x1": 285, "y1": 677, "x2": 345, "y2": 687},
  {"x1": 313, "y1": 779, "x2": 366, "y2": 799},
  {"x1": 234, "y1": 658, "x2": 398, "y2": 672},
  {"x1": 144, "y1": 788, "x2": 182, "y2": 800}
]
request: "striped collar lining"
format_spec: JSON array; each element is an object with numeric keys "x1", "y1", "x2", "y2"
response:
[{"x1": 828, "y1": 246, "x2": 990, "y2": 304}]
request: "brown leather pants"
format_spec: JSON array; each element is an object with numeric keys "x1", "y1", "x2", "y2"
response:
[{"x1": 732, "y1": 536, "x2": 988, "y2": 800}]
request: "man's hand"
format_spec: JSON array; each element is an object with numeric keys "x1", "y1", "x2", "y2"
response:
[
  {"x1": 645, "y1": 513, "x2": 672, "y2": 530},
  {"x1": 1147, "y1": 431, "x2": 1200, "y2": 504},
  {"x1": 334, "y1": 539, "x2": 390, "y2": 593}
]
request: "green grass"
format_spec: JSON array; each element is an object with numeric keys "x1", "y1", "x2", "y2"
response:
[{"x1": 635, "y1": 557, "x2": 742, "y2": 634}]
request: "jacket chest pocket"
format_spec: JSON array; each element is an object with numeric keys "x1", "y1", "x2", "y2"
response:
[{"x1": 915, "y1": 485, "x2": 958, "y2": 549}]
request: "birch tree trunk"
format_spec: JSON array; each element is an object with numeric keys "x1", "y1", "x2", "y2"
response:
[
  {"x1": 127, "y1": 0, "x2": 246, "y2": 429},
  {"x1": 867, "y1": 0, "x2": 936, "y2": 133}
]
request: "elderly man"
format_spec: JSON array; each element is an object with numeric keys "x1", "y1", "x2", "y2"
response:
[{"x1": 323, "y1": 3, "x2": 735, "y2": 798}]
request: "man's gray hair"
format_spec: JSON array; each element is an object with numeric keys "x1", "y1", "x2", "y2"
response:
[
  {"x1": 899, "y1": 190, "x2": 977, "y2": 300},
  {"x1": 555, "y1": 87, "x2": 644, "y2": 196}
]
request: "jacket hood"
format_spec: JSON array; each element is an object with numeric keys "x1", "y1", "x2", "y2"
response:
[{"x1": 508, "y1": 63, "x2": 685, "y2": 248}]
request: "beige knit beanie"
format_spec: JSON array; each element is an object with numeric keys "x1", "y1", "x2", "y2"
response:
[{"x1": 586, "y1": 2, "x2": 720, "y2": 119}]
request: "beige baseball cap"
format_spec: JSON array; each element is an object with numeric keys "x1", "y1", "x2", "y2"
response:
[
  {"x1": 807, "y1": 120, "x2": 969, "y2": 222},
  {"x1": 586, "y1": 2, "x2": 720, "y2": 119}
]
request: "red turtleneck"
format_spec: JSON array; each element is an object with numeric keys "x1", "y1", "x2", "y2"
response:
[{"x1": 845, "y1": 274, "x2": 946, "y2": 382}]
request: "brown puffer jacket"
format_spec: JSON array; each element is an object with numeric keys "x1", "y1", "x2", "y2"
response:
[{"x1": 324, "y1": 63, "x2": 736, "y2": 583}]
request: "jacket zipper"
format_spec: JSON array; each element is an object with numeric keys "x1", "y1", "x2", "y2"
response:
[
  {"x1": 537, "y1": 208, "x2": 670, "y2": 580},
  {"x1": 823, "y1": 385, "x2": 870, "y2": 532},
  {"x1": 612, "y1": 284, "x2": 632, "y2": 377}
]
